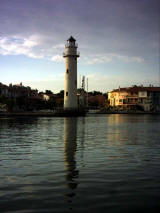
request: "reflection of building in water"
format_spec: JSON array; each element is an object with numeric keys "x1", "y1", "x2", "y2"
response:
[
  {"x1": 107, "y1": 114, "x2": 139, "y2": 145},
  {"x1": 64, "y1": 117, "x2": 79, "y2": 203},
  {"x1": 106, "y1": 114, "x2": 123, "y2": 145}
]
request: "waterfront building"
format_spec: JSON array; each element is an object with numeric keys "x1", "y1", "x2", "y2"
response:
[
  {"x1": 0, "y1": 83, "x2": 9, "y2": 97},
  {"x1": 63, "y1": 36, "x2": 80, "y2": 110},
  {"x1": 108, "y1": 86, "x2": 160, "y2": 111},
  {"x1": 0, "y1": 82, "x2": 39, "y2": 99}
]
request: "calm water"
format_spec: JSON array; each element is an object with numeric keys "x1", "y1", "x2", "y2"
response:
[{"x1": 0, "y1": 114, "x2": 160, "y2": 213}]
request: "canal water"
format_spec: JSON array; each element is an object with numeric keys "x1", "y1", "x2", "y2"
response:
[{"x1": 0, "y1": 114, "x2": 160, "y2": 212}]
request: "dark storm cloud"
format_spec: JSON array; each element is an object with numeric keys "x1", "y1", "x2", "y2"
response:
[{"x1": 0, "y1": 0, "x2": 159, "y2": 60}]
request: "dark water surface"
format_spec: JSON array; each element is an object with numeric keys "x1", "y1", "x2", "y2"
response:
[{"x1": 0, "y1": 114, "x2": 160, "y2": 213}]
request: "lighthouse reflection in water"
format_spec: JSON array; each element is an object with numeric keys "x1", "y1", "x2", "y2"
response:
[
  {"x1": 1, "y1": 115, "x2": 160, "y2": 212},
  {"x1": 64, "y1": 118, "x2": 79, "y2": 202}
]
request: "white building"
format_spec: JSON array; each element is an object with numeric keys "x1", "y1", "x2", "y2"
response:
[{"x1": 63, "y1": 36, "x2": 79, "y2": 110}]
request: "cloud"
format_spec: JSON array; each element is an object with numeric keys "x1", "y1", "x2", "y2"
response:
[
  {"x1": 0, "y1": 0, "x2": 159, "y2": 62},
  {"x1": 84, "y1": 56, "x2": 112, "y2": 64},
  {"x1": 0, "y1": 34, "x2": 144, "y2": 66},
  {"x1": 81, "y1": 53, "x2": 144, "y2": 65},
  {"x1": 51, "y1": 54, "x2": 64, "y2": 62},
  {"x1": 0, "y1": 35, "x2": 44, "y2": 58},
  {"x1": 109, "y1": 53, "x2": 144, "y2": 63},
  {"x1": 53, "y1": 44, "x2": 64, "y2": 49},
  {"x1": 0, "y1": 35, "x2": 66, "y2": 60}
]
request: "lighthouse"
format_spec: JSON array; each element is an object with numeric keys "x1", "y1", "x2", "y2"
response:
[{"x1": 63, "y1": 36, "x2": 79, "y2": 110}]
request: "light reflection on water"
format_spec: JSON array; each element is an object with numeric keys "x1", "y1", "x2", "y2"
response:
[{"x1": 0, "y1": 114, "x2": 160, "y2": 212}]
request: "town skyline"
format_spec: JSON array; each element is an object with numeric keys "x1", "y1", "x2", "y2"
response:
[{"x1": 0, "y1": 0, "x2": 160, "y2": 92}]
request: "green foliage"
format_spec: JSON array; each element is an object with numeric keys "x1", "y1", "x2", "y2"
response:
[
  {"x1": 45, "y1": 90, "x2": 53, "y2": 95},
  {"x1": 56, "y1": 90, "x2": 64, "y2": 98},
  {"x1": 88, "y1": 91, "x2": 102, "y2": 96},
  {"x1": 46, "y1": 96, "x2": 56, "y2": 109}
]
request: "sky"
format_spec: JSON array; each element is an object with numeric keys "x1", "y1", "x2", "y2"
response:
[{"x1": 0, "y1": 0, "x2": 160, "y2": 92}]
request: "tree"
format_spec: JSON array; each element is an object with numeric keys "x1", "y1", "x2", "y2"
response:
[
  {"x1": 56, "y1": 90, "x2": 64, "y2": 98},
  {"x1": 46, "y1": 96, "x2": 56, "y2": 110},
  {"x1": 45, "y1": 90, "x2": 53, "y2": 95}
]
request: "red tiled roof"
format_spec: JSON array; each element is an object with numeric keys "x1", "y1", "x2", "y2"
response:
[{"x1": 112, "y1": 86, "x2": 160, "y2": 93}]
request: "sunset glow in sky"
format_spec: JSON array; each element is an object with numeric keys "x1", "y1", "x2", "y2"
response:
[{"x1": 0, "y1": 0, "x2": 159, "y2": 92}]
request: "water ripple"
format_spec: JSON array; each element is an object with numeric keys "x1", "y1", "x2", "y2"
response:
[{"x1": 0, "y1": 115, "x2": 160, "y2": 212}]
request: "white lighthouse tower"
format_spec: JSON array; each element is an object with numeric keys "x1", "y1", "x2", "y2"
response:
[{"x1": 63, "y1": 36, "x2": 79, "y2": 110}]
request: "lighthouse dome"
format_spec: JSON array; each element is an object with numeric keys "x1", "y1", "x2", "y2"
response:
[{"x1": 67, "y1": 36, "x2": 76, "y2": 42}]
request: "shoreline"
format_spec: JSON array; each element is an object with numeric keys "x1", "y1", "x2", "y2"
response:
[
  {"x1": 0, "y1": 110, "x2": 86, "y2": 117},
  {"x1": 0, "y1": 111, "x2": 160, "y2": 117},
  {"x1": 95, "y1": 111, "x2": 160, "y2": 115}
]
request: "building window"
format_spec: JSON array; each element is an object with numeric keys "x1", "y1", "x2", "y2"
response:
[
  {"x1": 66, "y1": 92, "x2": 68, "y2": 96},
  {"x1": 66, "y1": 69, "x2": 69, "y2": 73},
  {"x1": 123, "y1": 99, "x2": 126, "y2": 104}
]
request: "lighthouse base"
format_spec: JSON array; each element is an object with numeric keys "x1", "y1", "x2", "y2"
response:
[{"x1": 60, "y1": 108, "x2": 86, "y2": 116}]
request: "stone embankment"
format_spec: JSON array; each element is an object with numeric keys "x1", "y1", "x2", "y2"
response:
[{"x1": 0, "y1": 110, "x2": 86, "y2": 117}]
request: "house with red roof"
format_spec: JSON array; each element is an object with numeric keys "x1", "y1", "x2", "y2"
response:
[{"x1": 108, "y1": 86, "x2": 160, "y2": 111}]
